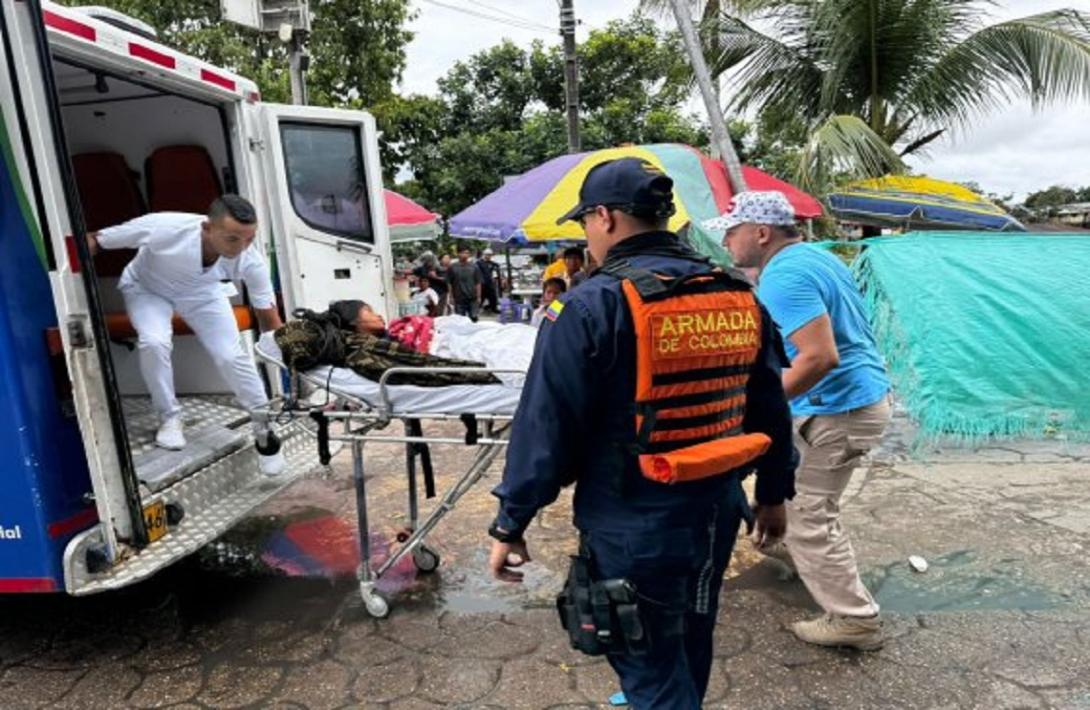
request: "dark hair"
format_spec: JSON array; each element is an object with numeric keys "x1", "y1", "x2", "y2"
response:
[
  {"x1": 771, "y1": 223, "x2": 800, "y2": 240},
  {"x1": 543, "y1": 277, "x2": 567, "y2": 294},
  {"x1": 562, "y1": 247, "x2": 585, "y2": 262},
  {"x1": 623, "y1": 209, "x2": 670, "y2": 231},
  {"x1": 208, "y1": 194, "x2": 257, "y2": 225},
  {"x1": 327, "y1": 299, "x2": 367, "y2": 330}
]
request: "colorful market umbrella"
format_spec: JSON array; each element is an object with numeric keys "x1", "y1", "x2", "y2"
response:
[
  {"x1": 448, "y1": 144, "x2": 822, "y2": 247},
  {"x1": 827, "y1": 175, "x2": 1025, "y2": 232},
  {"x1": 385, "y1": 189, "x2": 441, "y2": 243}
]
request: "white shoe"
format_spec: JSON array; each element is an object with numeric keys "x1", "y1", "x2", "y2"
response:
[
  {"x1": 155, "y1": 416, "x2": 186, "y2": 450},
  {"x1": 258, "y1": 450, "x2": 287, "y2": 476}
]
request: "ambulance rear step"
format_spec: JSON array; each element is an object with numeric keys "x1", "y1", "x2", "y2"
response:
[{"x1": 62, "y1": 423, "x2": 321, "y2": 595}]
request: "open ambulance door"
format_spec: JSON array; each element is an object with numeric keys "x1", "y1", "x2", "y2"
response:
[
  {"x1": 257, "y1": 104, "x2": 396, "y2": 321},
  {"x1": 1, "y1": 0, "x2": 146, "y2": 562}
]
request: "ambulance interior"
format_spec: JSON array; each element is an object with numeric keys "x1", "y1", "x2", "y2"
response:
[{"x1": 54, "y1": 58, "x2": 266, "y2": 493}]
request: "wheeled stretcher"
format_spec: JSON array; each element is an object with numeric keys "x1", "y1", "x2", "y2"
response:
[{"x1": 254, "y1": 334, "x2": 523, "y2": 617}]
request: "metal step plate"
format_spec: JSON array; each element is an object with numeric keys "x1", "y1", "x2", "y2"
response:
[
  {"x1": 63, "y1": 425, "x2": 322, "y2": 595},
  {"x1": 123, "y1": 394, "x2": 250, "y2": 455},
  {"x1": 136, "y1": 425, "x2": 249, "y2": 493}
]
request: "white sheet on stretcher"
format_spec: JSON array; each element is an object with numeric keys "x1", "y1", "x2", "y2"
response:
[
  {"x1": 429, "y1": 316, "x2": 537, "y2": 387},
  {"x1": 257, "y1": 332, "x2": 524, "y2": 415}
]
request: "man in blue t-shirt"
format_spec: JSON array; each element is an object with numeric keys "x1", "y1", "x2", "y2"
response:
[{"x1": 709, "y1": 190, "x2": 891, "y2": 651}]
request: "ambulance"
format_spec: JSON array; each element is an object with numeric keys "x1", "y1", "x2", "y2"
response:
[{"x1": 0, "y1": 0, "x2": 395, "y2": 594}]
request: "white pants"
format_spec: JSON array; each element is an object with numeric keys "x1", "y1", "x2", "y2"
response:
[{"x1": 123, "y1": 286, "x2": 268, "y2": 420}]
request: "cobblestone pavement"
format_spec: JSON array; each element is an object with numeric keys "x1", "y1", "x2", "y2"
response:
[{"x1": 2, "y1": 415, "x2": 1089, "y2": 709}]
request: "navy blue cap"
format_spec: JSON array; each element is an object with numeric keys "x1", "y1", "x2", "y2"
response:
[{"x1": 556, "y1": 157, "x2": 676, "y2": 225}]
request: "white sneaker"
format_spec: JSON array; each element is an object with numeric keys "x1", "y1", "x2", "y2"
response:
[
  {"x1": 258, "y1": 450, "x2": 287, "y2": 476},
  {"x1": 155, "y1": 416, "x2": 186, "y2": 450}
]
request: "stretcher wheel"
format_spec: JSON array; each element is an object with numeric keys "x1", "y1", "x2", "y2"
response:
[
  {"x1": 361, "y1": 588, "x2": 390, "y2": 618},
  {"x1": 412, "y1": 546, "x2": 440, "y2": 573}
]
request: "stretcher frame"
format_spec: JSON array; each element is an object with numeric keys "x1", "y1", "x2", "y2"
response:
[{"x1": 255, "y1": 345, "x2": 521, "y2": 618}]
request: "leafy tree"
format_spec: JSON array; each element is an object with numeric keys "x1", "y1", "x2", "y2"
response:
[
  {"x1": 656, "y1": 0, "x2": 1090, "y2": 192},
  {"x1": 730, "y1": 110, "x2": 810, "y2": 183},
  {"x1": 371, "y1": 94, "x2": 446, "y2": 183},
  {"x1": 957, "y1": 181, "x2": 1015, "y2": 214},
  {"x1": 1021, "y1": 184, "x2": 1088, "y2": 219},
  {"x1": 1024, "y1": 185, "x2": 1080, "y2": 210},
  {"x1": 58, "y1": 0, "x2": 415, "y2": 108},
  {"x1": 388, "y1": 17, "x2": 710, "y2": 217}
]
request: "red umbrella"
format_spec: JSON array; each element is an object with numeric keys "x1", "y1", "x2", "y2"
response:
[
  {"x1": 385, "y1": 189, "x2": 440, "y2": 242},
  {"x1": 697, "y1": 157, "x2": 823, "y2": 219}
]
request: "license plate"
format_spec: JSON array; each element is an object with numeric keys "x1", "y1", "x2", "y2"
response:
[{"x1": 142, "y1": 500, "x2": 168, "y2": 543}]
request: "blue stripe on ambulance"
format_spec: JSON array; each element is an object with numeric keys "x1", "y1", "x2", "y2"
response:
[{"x1": 0, "y1": 116, "x2": 93, "y2": 590}]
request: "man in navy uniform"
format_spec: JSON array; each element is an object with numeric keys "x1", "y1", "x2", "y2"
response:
[{"x1": 486, "y1": 158, "x2": 797, "y2": 709}]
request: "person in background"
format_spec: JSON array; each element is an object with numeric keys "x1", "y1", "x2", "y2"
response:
[
  {"x1": 414, "y1": 251, "x2": 447, "y2": 310},
  {"x1": 530, "y1": 277, "x2": 567, "y2": 328},
  {"x1": 435, "y1": 254, "x2": 452, "y2": 313},
  {"x1": 713, "y1": 190, "x2": 892, "y2": 652},
  {"x1": 477, "y1": 248, "x2": 503, "y2": 313},
  {"x1": 563, "y1": 246, "x2": 587, "y2": 288},
  {"x1": 412, "y1": 275, "x2": 441, "y2": 318},
  {"x1": 447, "y1": 247, "x2": 482, "y2": 322},
  {"x1": 542, "y1": 254, "x2": 567, "y2": 283},
  {"x1": 413, "y1": 250, "x2": 436, "y2": 283}
]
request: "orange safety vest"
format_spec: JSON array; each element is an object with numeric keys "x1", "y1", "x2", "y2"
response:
[{"x1": 608, "y1": 264, "x2": 772, "y2": 485}]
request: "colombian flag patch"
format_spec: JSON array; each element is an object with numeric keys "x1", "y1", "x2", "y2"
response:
[{"x1": 544, "y1": 300, "x2": 565, "y2": 322}]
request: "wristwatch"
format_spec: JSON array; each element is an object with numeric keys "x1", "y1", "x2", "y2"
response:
[{"x1": 488, "y1": 521, "x2": 524, "y2": 544}]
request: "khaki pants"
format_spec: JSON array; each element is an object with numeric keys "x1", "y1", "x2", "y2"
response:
[{"x1": 786, "y1": 396, "x2": 891, "y2": 618}]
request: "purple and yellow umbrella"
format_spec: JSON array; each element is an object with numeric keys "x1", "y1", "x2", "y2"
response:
[{"x1": 449, "y1": 143, "x2": 822, "y2": 246}]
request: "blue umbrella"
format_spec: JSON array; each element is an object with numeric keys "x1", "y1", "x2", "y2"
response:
[{"x1": 827, "y1": 175, "x2": 1025, "y2": 232}]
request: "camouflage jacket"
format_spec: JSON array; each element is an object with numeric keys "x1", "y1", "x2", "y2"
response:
[{"x1": 274, "y1": 312, "x2": 500, "y2": 387}]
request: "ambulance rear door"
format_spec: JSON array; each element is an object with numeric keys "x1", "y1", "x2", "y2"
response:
[
  {"x1": 256, "y1": 104, "x2": 395, "y2": 320},
  {"x1": 1, "y1": 0, "x2": 146, "y2": 557}
]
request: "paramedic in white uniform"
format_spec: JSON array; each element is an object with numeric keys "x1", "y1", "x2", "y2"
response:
[{"x1": 88, "y1": 195, "x2": 286, "y2": 476}]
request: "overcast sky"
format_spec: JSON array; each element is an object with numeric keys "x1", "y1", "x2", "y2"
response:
[{"x1": 402, "y1": 0, "x2": 1090, "y2": 200}]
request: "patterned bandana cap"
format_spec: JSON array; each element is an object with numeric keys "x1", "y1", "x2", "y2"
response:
[{"x1": 703, "y1": 190, "x2": 796, "y2": 232}]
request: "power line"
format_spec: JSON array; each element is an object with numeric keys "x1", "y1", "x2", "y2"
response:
[
  {"x1": 462, "y1": 0, "x2": 550, "y2": 28},
  {"x1": 416, "y1": 0, "x2": 554, "y2": 34}
]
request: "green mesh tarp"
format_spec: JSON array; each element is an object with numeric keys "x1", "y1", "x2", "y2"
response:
[{"x1": 853, "y1": 232, "x2": 1090, "y2": 443}]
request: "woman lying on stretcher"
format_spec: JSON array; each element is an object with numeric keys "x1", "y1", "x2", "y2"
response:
[{"x1": 274, "y1": 300, "x2": 499, "y2": 387}]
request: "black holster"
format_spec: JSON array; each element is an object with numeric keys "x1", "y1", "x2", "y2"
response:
[{"x1": 556, "y1": 547, "x2": 650, "y2": 657}]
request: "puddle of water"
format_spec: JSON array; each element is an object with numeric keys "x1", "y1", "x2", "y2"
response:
[
  {"x1": 427, "y1": 547, "x2": 558, "y2": 616},
  {"x1": 864, "y1": 549, "x2": 1069, "y2": 613},
  {"x1": 199, "y1": 511, "x2": 562, "y2": 617},
  {"x1": 200, "y1": 509, "x2": 417, "y2": 593}
]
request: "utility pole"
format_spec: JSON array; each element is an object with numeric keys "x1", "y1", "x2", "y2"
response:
[
  {"x1": 221, "y1": 1, "x2": 310, "y2": 104},
  {"x1": 668, "y1": 0, "x2": 747, "y2": 193},
  {"x1": 287, "y1": 29, "x2": 309, "y2": 105},
  {"x1": 559, "y1": 0, "x2": 581, "y2": 153}
]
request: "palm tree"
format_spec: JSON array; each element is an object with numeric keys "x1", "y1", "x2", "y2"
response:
[{"x1": 649, "y1": 0, "x2": 1090, "y2": 190}]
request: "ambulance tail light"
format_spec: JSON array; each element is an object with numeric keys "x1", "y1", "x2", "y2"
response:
[{"x1": 44, "y1": 328, "x2": 77, "y2": 418}]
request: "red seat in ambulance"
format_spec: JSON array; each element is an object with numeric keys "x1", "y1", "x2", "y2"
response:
[
  {"x1": 145, "y1": 144, "x2": 222, "y2": 214},
  {"x1": 73, "y1": 148, "x2": 251, "y2": 338},
  {"x1": 141, "y1": 145, "x2": 252, "y2": 333},
  {"x1": 72, "y1": 151, "x2": 143, "y2": 278}
]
